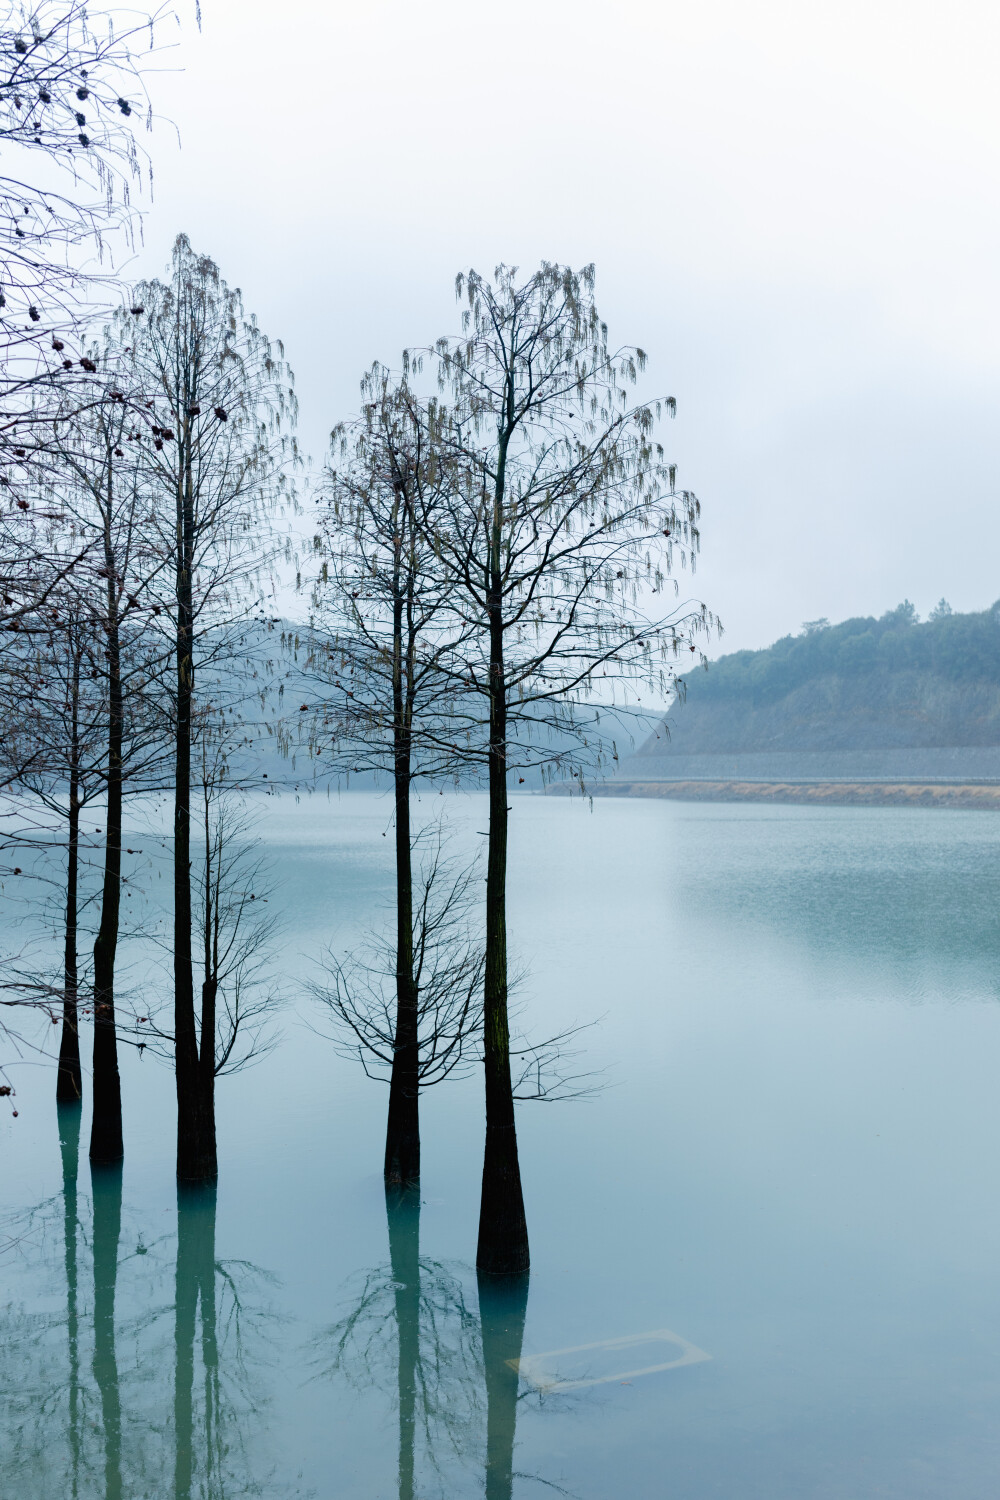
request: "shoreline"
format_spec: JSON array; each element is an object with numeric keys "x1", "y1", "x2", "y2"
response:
[{"x1": 547, "y1": 780, "x2": 1000, "y2": 809}]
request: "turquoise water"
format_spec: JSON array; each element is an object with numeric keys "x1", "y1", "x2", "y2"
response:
[{"x1": 4, "y1": 794, "x2": 1000, "y2": 1498}]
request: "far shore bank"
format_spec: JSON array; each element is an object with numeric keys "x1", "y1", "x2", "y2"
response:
[{"x1": 547, "y1": 780, "x2": 1000, "y2": 809}]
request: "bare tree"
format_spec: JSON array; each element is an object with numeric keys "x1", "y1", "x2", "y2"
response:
[
  {"x1": 312, "y1": 811, "x2": 597, "y2": 1149},
  {"x1": 312, "y1": 820, "x2": 484, "y2": 1106},
  {"x1": 0, "y1": 332, "x2": 169, "y2": 1119},
  {"x1": 132, "y1": 725, "x2": 283, "y2": 1098},
  {"x1": 305, "y1": 367, "x2": 476, "y2": 1184},
  {"x1": 42, "y1": 337, "x2": 173, "y2": 1163},
  {"x1": 0, "y1": 0, "x2": 176, "y2": 1078},
  {"x1": 0, "y1": 485, "x2": 103, "y2": 1085},
  {"x1": 421, "y1": 262, "x2": 713, "y2": 1274},
  {"x1": 194, "y1": 758, "x2": 281, "y2": 1078},
  {"x1": 0, "y1": 1, "x2": 180, "y2": 649},
  {"x1": 0, "y1": 602, "x2": 106, "y2": 1101},
  {"x1": 0, "y1": 1, "x2": 173, "y2": 430},
  {"x1": 130, "y1": 233, "x2": 296, "y2": 1183}
]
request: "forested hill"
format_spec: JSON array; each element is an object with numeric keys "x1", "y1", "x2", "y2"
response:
[{"x1": 649, "y1": 601, "x2": 1000, "y2": 753}]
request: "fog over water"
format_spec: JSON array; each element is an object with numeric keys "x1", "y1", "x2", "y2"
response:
[{"x1": 123, "y1": 0, "x2": 1000, "y2": 651}]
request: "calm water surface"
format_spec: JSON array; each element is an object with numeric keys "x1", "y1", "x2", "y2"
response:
[{"x1": 3, "y1": 793, "x2": 1000, "y2": 1498}]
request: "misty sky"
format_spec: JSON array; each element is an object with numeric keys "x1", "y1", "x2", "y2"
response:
[{"x1": 130, "y1": 0, "x2": 1000, "y2": 654}]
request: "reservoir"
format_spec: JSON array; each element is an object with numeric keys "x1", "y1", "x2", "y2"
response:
[{"x1": 3, "y1": 793, "x2": 999, "y2": 1498}]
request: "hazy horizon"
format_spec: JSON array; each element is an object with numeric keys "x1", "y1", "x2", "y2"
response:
[{"x1": 110, "y1": 0, "x2": 1000, "y2": 656}]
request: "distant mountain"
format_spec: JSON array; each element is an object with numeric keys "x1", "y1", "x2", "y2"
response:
[
  {"x1": 626, "y1": 601, "x2": 1000, "y2": 780},
  {"x1": 222, "y1": 621, "x2": 648, "y2": 792}
]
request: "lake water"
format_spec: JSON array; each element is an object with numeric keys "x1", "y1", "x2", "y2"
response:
[{"x1": 3, "y1": 793, "x2": 1000, "y2": 1499}]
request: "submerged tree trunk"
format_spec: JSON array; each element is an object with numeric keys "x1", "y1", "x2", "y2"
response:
[
  {"x1": 476, "y1": 502, "x2": 529, "y2": 1275},
  {"x1": 175, "y1": 463, "x2": 216, "y2": 1183},
  {"x1": 478, "y1": 1270, "x2": 529, "y2": 1500},
  {"x1": 385, "y1": 761, "x2": 420, "y2": 1183},
  {"x1": 198, "y1": 975, "x2": 218, "y2": 1181},
  {"x1": 386, "y1": 1183, "x2": 420, "y2": 1500},
  {"x1": 385, "y1": 647, "x2": 420, "y2": 1180},
  {"x1": 90, "y1": 568, "x2": 123, "y2": 1165},
  {"x1": 57, "y1": 650, "x2": 82, "y2": 1103}
]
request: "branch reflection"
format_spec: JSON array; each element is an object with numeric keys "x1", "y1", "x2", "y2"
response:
[
  {"x1": 314, "y1": 1186, "x2": 545, "y2": 1500},
  {"x1": 169, "y1": 1181, "x2": 297, "y2": 1498},
  {"x1": 1, "y1": 1133, "x2": 305, "y2": 1499}
]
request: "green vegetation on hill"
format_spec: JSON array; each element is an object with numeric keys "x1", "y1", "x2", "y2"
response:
[
  {"x1": 695, "y1": 600, "x2": 1000, "y2": 699},
  {"x1": 662, "y1": 600, "x2": 1000, "y2": 752}
]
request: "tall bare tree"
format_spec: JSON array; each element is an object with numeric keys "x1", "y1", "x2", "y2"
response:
[
  {"x1": 0, "y1": 0, "x2": 177, "y2": 637},
  {"x1": 306, "y1": 368, "x2": 477, "y2": 1183},
  {"x1": 133, "y1": 728, "x2": 283, "y2": 1089},
  {"x1": 0, "y1": 324, "x2": 169, "y2": 1121},
  {"x1": 312, "y1": 821, "x2": 485, "y2": 1156},
  {"x1": 130, "y1": 234, "x2": 296, "y2": 1183},
  {"x1": 45, "y1": 341, "x2": 170, "y2": 1163},
  {"x1": 423, "y1": 262, "x2": 713, "y2": 1273},
  {"x1": 0, "y1": 2, "x2": 171, "y2": 423},
  {"x1": 0, "y1": 602, "x2": 107, "y2": 1102},
  {"x1": 0, "y1": 0, "x2": 174, "y2": 1080}
]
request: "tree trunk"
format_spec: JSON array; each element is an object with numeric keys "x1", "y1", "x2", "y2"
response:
[
  {"x1": 57, "y1": 653, "x2": 82, "y2": 1103},
  {"x1": 198, "y1": 976, "x2": 218, "y2": 1180},
  {"x1": 91, "y1": 1162, "x2": 123, "y2": 1500},
  {"x1": 477, "y1": 492, "x2": 529, "y2": 1274},
  {"x1": 385, "y1": 777, "x2": 420, "y2": 1182},
  {"x1": 478, "y1": 1270, "x2": 529, "y2": 1500},
  {"x1": 90, "y1": 570, "x2": 123, "y2": 1165},
  {"x1": 385, "y1": 676, "x2": 419, "y2": 1179},
  {"x1": 175, "y1": 476, "x2": 216, "y2": 1182}
]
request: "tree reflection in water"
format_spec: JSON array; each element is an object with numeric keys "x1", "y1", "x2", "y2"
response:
[
  {"x1": 313, "y1": 1186, "x2": 483, "y2": 1494},
  {"x1": 313, "y1": 1187, "x2": 564, "y2": 1500},
  {"x1": 174, "y1": 1184, "x2": 224, "y2": 1500},
  {"x1": 1, "y1": 1131, "x2": 307, "y2": 1499},
  {"x1": 478, "y1": 1270, "x2": 529, "y2": 1500},
  {"x1": 3, "y1": 1145, "x2": 576, "y2": 1497},
  {"x1": 59, "y1": 1101, "x2": 84, "y2": 1500},
  {"x1": 90, "y1": 1159, "x2": 124, "y2": 1500},
  {"x1": 162, "y1": 1183, "x2": 300, "y2": 1499}
]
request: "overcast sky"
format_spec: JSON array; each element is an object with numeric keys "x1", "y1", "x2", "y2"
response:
[{"x1": 132, "y1": 0, "x2": 1000, "y2": 653}]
